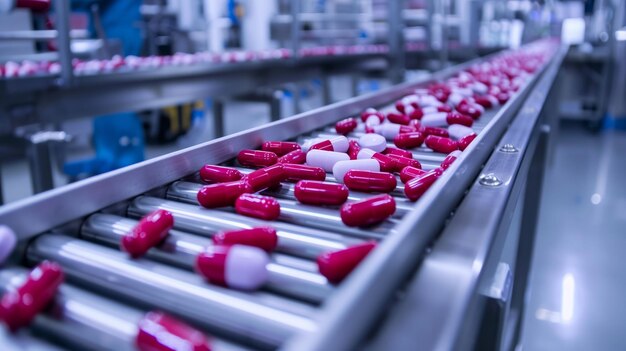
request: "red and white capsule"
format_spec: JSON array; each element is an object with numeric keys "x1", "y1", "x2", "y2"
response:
[
  {"x1": 261, "y1": 141, "x2": 301, "y2": 156},
  {"x1": 294, "y1": 180, "x2": 349, "y2": 206},
  {"x1": 317, "y1": 242, "x2": 377, "y2": 284},
  {"x1": 344, "y1": 170, "x2": 397, "y2": 193},
  {"x1": 212, "y1": 227, "x2": 278, "y2": 253},
  {"x1": 440, "y1": 150, "x2": 462, "y2": 170},
  {"x1": 358, "y1": 133, "x2": 387, "y2": 152},
  {"x1": 122, "y1": 209, "x2": 174, "y2": 258},
  {"x1": 421, "y1": 112, "x2": 473, "y2": 127},
  {"x1": 356, "y1": 148, "x2": 396, "y2": 172},
  {"x1": 195, "y1": 245, "x2": 269, "y2": 290},
  {"x1": 136, "y1": 311, "x2": 211, "y2": 351},
  {"x1": 197, "y1": 181, "x2": 252, "y2": 208},
  {"x1": 235, "y1": 194, "x2": 281, "y2": 221},
  {"x1": 237, "y1": 150, "x2": 278, "y2": 167},
  {"x1": 0, "y1": 261, "x2": 64, "y2": 332},
  {"x1": 199, "y1": 165, "x2": 243, "y2": 184},
  {"x1": 306, "y1": 149, "x2": 350, "y2": 172},
  {"x1": 310, "y1": 135, "x2": 350, "y2": 153},
  {"x1": 448, "y1": 124, "x2": 476, "y2": 140},
  {"x1": 425, "y1": 135, "x2": 459, "y2": 154},
  {"x1": 373, "y1": 123, "x2": 416, "y2": 139},
  {"x1": 332, "y1": 159, "x2": 380, "y2": 183}
]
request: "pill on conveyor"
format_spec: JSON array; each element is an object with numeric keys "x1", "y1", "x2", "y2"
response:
[
  {"x1": 360, "y1": 108, "x2": 384, "y2": 123},
  {"x1": 387, "y1": 112, "x2": 411, "y2": 125},
  {"x1": 213, "y1": 227, "x2": 278, "y2": 253},
  {"x1": 458, "y1": 133, "x2": 477, "y2": 151},
  {"x1": 195, "y1": 245, "x2": 269, "y2": 290},
  {"x1": 383, "y1": 147, "x2": 413, "y2": 159},
  {"x1": 421, "y1": 105, "x2": 452, "y2": 115},
  {"x1": 421, "y1": 112, "x2": 473, "y2": 127},
  {"x1": 310, "y1": 135, "x2": 350, "y2": 153},
  {"x1": 332, "y1": 159, "x2": 380, "y2": 183},
  {"x1": 374, "y1": 123, "x2": 415, "y2": 139},
  {"x1": 356, "y1": 148, "x2": 396, "y2": 172},
  {"x1": 0, "y1": 261, "x2": 64, "y2": 331},
  {"x1": 440, "y1": 150, "x2": 462, "y2": 170},
  {"x1": 235, "y1": 194, "x2": 281, "y2": 220},
  {"x1": 261, "y1": 141, "x2": 301, "y2": 156},
  {"x1": 301, "y1": 138, "x2": 325, "y2": 152},
  {"x1": 393, "y1": 132, "x2": 426, "y2": 149},
  {"x1": 277, "y1": 149, "x2": 307, "y2": 164},
  {"x1": 136, "y1": 311, "x2": 211, "y2": 351},
  {"x1": 294, "y1": 180, "x2": 349, "y2": 206},
  {"x1": 317, "y1": 242, "x2": 377, "y2": 284},
  {"x1": 340, "y1": 194, "x2": 396, "y2": 227},
  {"x1": 347, "y1": 140, "x2": 361, "y2": 160},
  {"x1": 344, "y1": 170, "x2": 397, "y2": 193},
  {"x1": 335, "y1": 117, "x2": 358, "y2": 135},
  {"x1": 404, "y1": 168, "x2": 442, "y2": 201},
  {"x1": 197, "y1": 181, "x2": 252, "y2": 208},
  {"x1": 283, "y1": 164, "x2": 326, "y2": 182},
  {"x1": 237, "y1": 149, "x2": 278, "y2": 167},
  {"x1": 0, "y1": 226, "x2": 16, "y2": 265},
  {"x1": 417, "y1": 125, "x2": 449, "y2": 138},
  {"x1": 456, "y1": 102, "x2": 482, "y2": 119},
  {"x1": 358, "y1": 133, "x2": 387, "y2": 152},
  {"x1": 400, "y1": 166, "x2": 427, "y2": 183},
  {"x1": 386, "y1": 154, "x2": 421, "y2": 172},
  {"x1": 122, "y1": 209, "x2": 174, "y2": 258},
  {"x1": 306, "y1": 149, "x2": 350, "y2": 172},
  {"x1": 425, "y1": 135, "x2": 459, "y2": 154},
  {"x1": 243, "y1": 164, "x2": 285, "y2": 191},
  {"x1": 199, "y1": 165, "x2": 243, "y2": 183},
  {"x1": 448, "y1": 124, "x2": 475, "y2": 140}
]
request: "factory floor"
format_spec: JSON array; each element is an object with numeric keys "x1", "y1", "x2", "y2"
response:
[{"x1": 0, "y1": 77, "x2": 625, "y2": 350}]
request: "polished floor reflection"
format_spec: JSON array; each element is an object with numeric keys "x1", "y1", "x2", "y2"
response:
[{"x1": 520, "y1": 125, "x2": 626, "y2": 351}]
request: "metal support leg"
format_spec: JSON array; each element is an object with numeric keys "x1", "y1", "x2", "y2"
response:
[
  {"x1": 27, "y1": 133, "x2": 55, "y2": 193},
  {"x1": 270, "y1": 91, "x2": 282, "y2": 122},
  {"x1": 291, "y1": 84, "x2": 302, "y2": 114},
  {"x1": 350, "y1": 74, "x2": 359, "y2": 97},
  {"x1": 212, "y1": 99, "x2": 225, "y2": 138},
  {"x1": 509, "y1": 125, "x2": 551, "y2": 348}
]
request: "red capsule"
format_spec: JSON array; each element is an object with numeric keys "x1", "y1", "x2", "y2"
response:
[
  {"x1": 386, "y1": 154, "x2": 421, "y2": 172},
  {"x1": 213, "y1": 227, "x2": 278, "y2": 252},
  {"x1": 335, "y1": 117, "x2": 358, "y2": 135},
  {"x1": 404, "y1": 169, "x2": 442, "y2": 201},
  {"x1": 294, "y1": 180, "x2": 349, "y2": 206},
  {"x1": 261, "y1": 141, "x2": 301, "y2": 156},
  {"x1": 243, "y1": 164, "x2": 285, "y2": 191},
  {"x1": 387, "y1": 112, "x2": 411, "y2": 125},
  {"x1": 419, "y1": 126, "x2": 449, "y2": 138},
  {"x1": 408, "y1": 107, "x2": 424, "y2": 120},
  {"x1": 277, "y1": 149, "x2": 306, "y2": 164},
  {"x1": 340, "y1": 194, "x2": 396, "y2": 227},
  {"x1": 122, "y1": 209, "x2": 174, "y2": 258},
  {"x1": 235, "y1": 194, "x2": 280, "y2": 220},
  {"x1": 317, "y1": 242, "x2": 377, "y2": 284},
  {"x1": 237, "y1": 150, "x2": 278, "y2": 167},
  {"x1": 283, "y1": 164, "x2": 326, "y2": 182},
  {"x1": 437, "y1": 105, "x2": 453, "y2": 113},
  {"x1": 440, "y1": 150, "x2": 462, "y2": 170},
  {"x1": 347, "y1": 140, "x2": 361, "y2": 160},
  {"x1": 458, "y1": 133, "x2": 477, "y2": 151},
  {"x1": 394, "y1": 100, "x2": 407, "y2": 113},
  {"x1": 473, "y1": 95, "x2": 493, "y2": 108},
  {"x1": 393, "y1": 132, "x2": 426, "y2": 149},
  {"x1": 425, "y1": 135, "x2": 459, "y2": 154},
  {"x1": 344, "y1": 170, "x2": 397, "y2": 193},
  {"x1": 357, "y1": 149, "x2": 395, "y2": 172},
  {"x1": 197, "y1": 181, "x2": 252, "y2": 208},
  {"x1": 400, "y1": 166, "x2": 427, "y2": 183},
  {"x1": 199, "y1": 165, "x2": 242, "y2": 183},
  {"x1": 0, "y1": 261, "x2": 64, "y2": 332},
  {"x1": 455, "y1": 103, "x2": 481, "y2": 120},
  {"x1": 447, "y1": 112, "x2": 474, "y2": 127},
  {"x1": 136, "y1": 311, "x2": 211, "y2": 351},
  {"x1": 309, "y1": 139, "x2": 333, "y2": 151},
  {"x1": 383, "y1": 147, "x2": 413, "y2": 159},
  {"x1": 496, "y1": 92, "x2": 510, "y2": 104}
]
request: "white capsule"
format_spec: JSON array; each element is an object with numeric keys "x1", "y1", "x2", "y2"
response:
[
  {"x1": 421, "y1": 112, "x2": 448, "y2": 127},
  {"x1": 422, "y1": 106, "x2": 438, "y2": 115},
  {"x1": 486, "y1": 95, "x2": 500, "y2": 107},
  {"x1": 365, "y1": 115, "x2": 381, "y2": 127},
  {"x1": 472, "y1": 82, "x2": 488, "y2": 94},
  {"x1": 358, "y1": 133, "x2": 387, "y2": 152},
  {"x1": 332, "y1": 159, "x2": 380, "y2": 183},
  {"x1": 418, "y1": 95, "x2": 443, "y2": 107},
  {"x1": 329, "y1": 136, "x2": 349, "y2": 152},
  {"x1": 448, "y1": 124, "x2": 475, "y2": 140},
  {"x1": 448, "y1": 93, "x2": 464, "y2": 106},
  {"x1": 374, "y1": 123, "x2": 401, "y2": 140},
  {"x1": 306, "y1": 150, "x2": 350, "y2": 172},
  {"x1": 225, "y1": 245, "x2": 269, "y2": 290}
]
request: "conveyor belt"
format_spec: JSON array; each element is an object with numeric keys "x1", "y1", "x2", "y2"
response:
[{"x1": 0, "y1": 40, "x2": 563, "y2": 351}]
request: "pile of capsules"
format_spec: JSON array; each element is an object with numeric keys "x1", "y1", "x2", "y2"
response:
[{"x1": 0, "y1": 44, "x2": 388, "y2": 78}]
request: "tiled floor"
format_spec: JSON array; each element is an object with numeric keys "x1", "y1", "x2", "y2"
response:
[{"x1": 519, "y1": 126, "x2": 626, "y2": 351}]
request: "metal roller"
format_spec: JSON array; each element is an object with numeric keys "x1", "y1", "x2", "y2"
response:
[
  {"x1": 0, "y1": 268, "x2": 248, "y2": 351},
  {"x1": 25, "y1": 234, "x2": 317, "y2": 348},
  {"x1": 166, "y1": 182, "x2": 397, "y2": 238},
  {"x1": 128, "y1": 196, "x2": 361, "y2": 259},
  {"x1": 81, "y1": 214, "x2": 334, "y2": 304}
]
